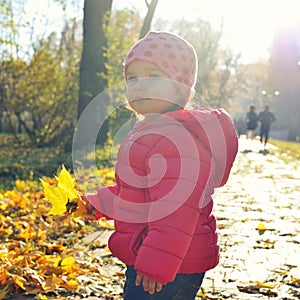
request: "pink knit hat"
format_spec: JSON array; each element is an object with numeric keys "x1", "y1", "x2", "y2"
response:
[{"x1": 124, "y1": 31, "x2": 198, "y2": 102}]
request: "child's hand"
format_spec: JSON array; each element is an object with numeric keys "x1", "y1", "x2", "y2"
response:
[
  {"x1": 71, "y1": 196, "x2": 96, "y2": 219},
  {"x1": 85, "y1": 202, "x2": 97, "y2": 219},
  {"x1": 135, "y1": 273, "x2": 163, "y2": 294},
  {"x1": 78, "y1": 197, "x2": 97, "y2": 220}
]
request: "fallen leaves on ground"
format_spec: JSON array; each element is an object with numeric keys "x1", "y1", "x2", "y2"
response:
[
  {"x1": 237, "y1": 281, "x2": 278, "y2": 297},
  {"x1": 0, "y1": 172, "x2": 116, "y2": 299},
  {"x1": 257, "y1": 220, "x2": 267, "y2": 231}
]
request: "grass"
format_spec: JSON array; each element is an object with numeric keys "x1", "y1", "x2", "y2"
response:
[
  {"x1": 0, "y1": 133, "x2": 115, "y2": 190},
  {"x1": 269, "y1": 138, "x2": 300, "y2": 161},
  {"x1": 0, "y1": 134, "x2": 72, "y2": 189}
]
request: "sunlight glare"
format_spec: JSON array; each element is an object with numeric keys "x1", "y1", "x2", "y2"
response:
[{"x1": 154, "y1": 0, "x2": 300, "y2": 63}]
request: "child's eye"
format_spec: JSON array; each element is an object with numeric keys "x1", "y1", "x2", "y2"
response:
[
  {"x1": 149, "y1": 75, "x2": 160, "y2": 81},
  {"x1": 127, "y1": 77, "x2": 137, "y2": 84},
  {"x1": 128, "y1": 75, "x2": 160, "y2": 84}
]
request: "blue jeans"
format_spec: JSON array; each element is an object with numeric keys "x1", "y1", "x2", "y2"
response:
[{"x1": 123, "y1": 265, "x2": 205, "y2": 300}]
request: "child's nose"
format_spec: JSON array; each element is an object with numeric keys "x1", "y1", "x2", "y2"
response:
[
  {"x1": 126, "y1": 78, "x2": 149, "y2": 100},
  {"x1": 133, "y1": 78, "x2": 147, "y2": 91}
]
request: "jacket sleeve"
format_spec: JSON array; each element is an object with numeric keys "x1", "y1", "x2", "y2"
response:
[
  {"x1": 85, "y1": 184, "x2": 119, "y2": 220},
  {"x1": 134, "y1": 130, "x2": 207, "y2": 284}
]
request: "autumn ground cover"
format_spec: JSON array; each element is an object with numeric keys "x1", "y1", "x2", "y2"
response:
[
  {"x1": 0, "y1": 170, "x2": 117, "y2": 300},
  {"x1": 0, "y1": 134, "x2": 116, "y2": 299},
  {"x1": 0, "y1": 135, "x2": 300, "y2": 299}
]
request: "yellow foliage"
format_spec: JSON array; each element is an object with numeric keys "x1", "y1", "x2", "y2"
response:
[
  {"x1": 63, "y1": 278, "x2": 79, "y2": 289},
  {"x1": 291, "y1": 276, "x2": 300, "y2": 286},
  {"x1": 11, "y1": 274, "x2": 27, "y2": 290},
  {"x1": 99, "y1": 217, "x2": 115, "y2": 230},
  {"x1": 0, "y1": 164, "x2": 116, "y2": 297},
  {"x1": 19, "y1": 225, "x2": 37, "y2": 242},
  {"x1": 255, "y1": 281, "x2": 275, "y2": 289},
  {"x1": 56, "y1": 165, "x2": 78, "y2": 201},
  {"x1": 40, "y1": 164, "x2": 92, "y2": 219},
  {"x1": 257, "y1": 221, "x2": 267, "y2": 231},
  {"x1": 36, "y1": 294, "x2": 49, "y2": 300},
  {"x1": 41, "y1": 179, "x2": 68, "y2": 215},
  {"x1": 104, "y1": 170, "x2": 115, "y2": 180},
  {"x1": 54, "y1": 256, "x2": 76, "y2": 268},
  {"x1": 41, "y1": 164, "x2": 79, "y2": 216}
]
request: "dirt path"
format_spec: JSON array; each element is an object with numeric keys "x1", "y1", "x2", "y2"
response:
[{"x1": 199, "y1": 137, "x2": 300, "y2": 299}]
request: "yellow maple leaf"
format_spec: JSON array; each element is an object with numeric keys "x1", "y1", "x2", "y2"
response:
[
  {"x1": 40, "y1": 179, "x2": 68, "y2": 215},
  {"x1": 56, "y1": 165, "x2": 78, "y2": 201},
  {"x1": 257, "y1": 221, "x2": 267, "y2": 231},
  {"x1": 54, "y1": 256, "x2": 76, "y2": 268},
  {"x1": 41, "y1": 165, "x2": 89, "y2": 217},
  {"x1": 256, "y1": 281, "x2": 275, "y2": 289}
]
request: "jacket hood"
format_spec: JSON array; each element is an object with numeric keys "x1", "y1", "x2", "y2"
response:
[{"x1": 165, "y1": 108, "x2": 238, "y2": 187}]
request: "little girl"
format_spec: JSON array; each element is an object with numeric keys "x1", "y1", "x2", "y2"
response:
[{"x1": 86, "y1": 31, "x2": 238, "y2": 299}]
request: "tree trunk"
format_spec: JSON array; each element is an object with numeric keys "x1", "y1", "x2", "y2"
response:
[
  {"x1": 77, "y1": 0, "x2": 112, "y2": 145},
  {"x1": 139, "y1": 0, "x2": 159, "y2": 38}
]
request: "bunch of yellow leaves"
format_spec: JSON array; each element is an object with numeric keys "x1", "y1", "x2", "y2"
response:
[{"x1": 40, "y1": 165, "x2": 88, "y2": 218}]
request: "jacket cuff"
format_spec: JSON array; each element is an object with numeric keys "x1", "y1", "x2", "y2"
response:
[
  {"x1": 85, "y1": 185, "x2": 118, "y2": 220},
  {"x1": 135, "y1": 247, "x2": 182, "y2": 285}
]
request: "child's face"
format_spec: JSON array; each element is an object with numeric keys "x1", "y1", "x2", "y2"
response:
[{"x1": 125, "y1": 61, "x2": 182, "y2": 115}]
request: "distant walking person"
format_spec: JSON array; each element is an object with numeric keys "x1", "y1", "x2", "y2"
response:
[
  {"x1": 258, "y1": 105, "x2": 275, "y2": 147},
  {"x1": 245, "y1": 105, "x2": 258, "y2": 140}
]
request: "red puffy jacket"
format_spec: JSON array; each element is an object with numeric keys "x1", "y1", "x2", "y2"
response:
[{"x1": 87, "y1": 108, "x2": 238, "y2": 285}]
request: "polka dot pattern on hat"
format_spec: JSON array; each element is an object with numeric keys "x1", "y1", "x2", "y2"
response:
[{"x1": 124, "y1": 31, "x2": 198, "y2": 101}]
